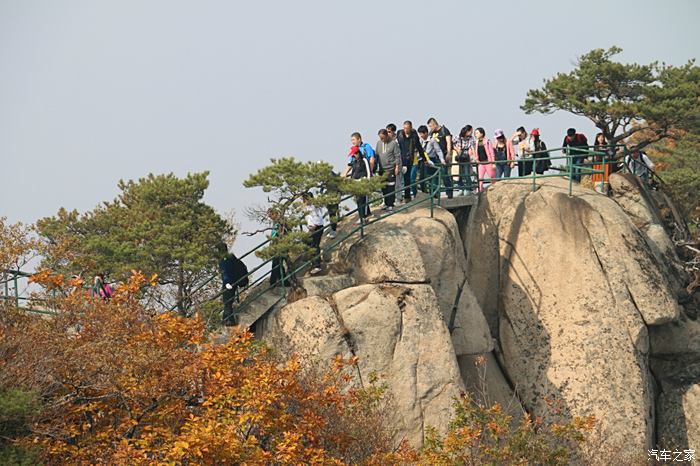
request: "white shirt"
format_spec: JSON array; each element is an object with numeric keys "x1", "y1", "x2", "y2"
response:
[
  {"x1": 305, "y1": 205, "x2": 326, "y2": 228},
  {"x1": 625, "y1": 153, "x2": 654, "y2": 177}
]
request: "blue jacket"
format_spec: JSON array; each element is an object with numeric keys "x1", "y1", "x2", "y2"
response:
[{"x1": 347, "y1": 142, "x2": 376, "y2": 166}]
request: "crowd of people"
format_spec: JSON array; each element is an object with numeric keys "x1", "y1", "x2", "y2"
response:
[
  {"x1": 216, "y1": 117, "x2": 657, "y2": 324},
  {"x1": 342, "y1": 119, "x2": 653, "y2": 223}
]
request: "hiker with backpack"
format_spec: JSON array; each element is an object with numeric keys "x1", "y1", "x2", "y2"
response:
[
  {"x1": 624, "y1": 150, "x2": 655, "y2": 183},
  {"x1": 344, "y1": 145, "x2": 372, "y2": 225},
  {"x1": 528, "y1": 128, "x2": 551, "y2": 175},
  {"x1": 562, "y1": 128, "x2": 589, "y2": 182}
]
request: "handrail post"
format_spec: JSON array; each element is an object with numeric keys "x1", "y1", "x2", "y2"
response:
[
  {"x1": 567, "y1": 148, "x2": 573, "y2": 196},
  {"x1": 531, "y1": 156, "x2": 536, "y2": 192},
  {"x1": 360, "y1": 205, "x2": 365, "y2": 238},
  {"x1": 280, "y1": 257, "x2": 286, "y2": 290},
  {"x1": 14, "y1": 273, "x2": 19, "y2": 308},
  {"x1": 430, "y1": 180, "x2": 434, "y2": 217},
  {"x1": 601, "y1": 148, "x2": 607, "y2": 194}
]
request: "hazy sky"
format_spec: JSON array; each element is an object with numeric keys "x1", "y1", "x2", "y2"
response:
[{"x1": 2, "y1": 0, "x2": 699, "y2": 255}]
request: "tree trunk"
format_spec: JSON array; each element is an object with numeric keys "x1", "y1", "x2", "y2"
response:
[{"x1": 177, "y1": 266, "x2": 186, "y2": 316}]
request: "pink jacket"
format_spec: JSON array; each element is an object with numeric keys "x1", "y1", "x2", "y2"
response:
[
  {"x1": 469, "y1": 139, "x2": 496, "y2": 162},
  {"x1": 492, "y1": 139, "x2": 515, "y2": 161}
]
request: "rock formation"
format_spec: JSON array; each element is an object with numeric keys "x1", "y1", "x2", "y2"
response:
[{"x1": 244, "y1": 175, "x2": 697, "y2": 456}]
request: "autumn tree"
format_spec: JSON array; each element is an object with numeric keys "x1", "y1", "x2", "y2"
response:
[
  {"x1": 0, "y1": 217, "x2": 38, "y2": 286},
  {"x1": 0, "y1": 271, "x2": 397, "y2": 465},
  {"x1": 0, "y1": 225, "x2": 608, "y2": 465},
  {"x1": 522, "y1": 46, "x2": 700, "y2": 152},
  {"x1": 35, "y1": 172, "x2": 234, "y2": 314},
  {"x1": 243, "y1": 158, "x2": 384, "y2": 261}
]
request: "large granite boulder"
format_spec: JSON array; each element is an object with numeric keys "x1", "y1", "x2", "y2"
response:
[
  {"x1": 464, "y1": 177, "x2": 680, "y2": 454},
  {"x1": 609, "y1": 173, "x2": 687, "y2": 292},
  {"x1": 335, "y1": 207, "x2": 492, "y2": 356},
  {"x1": 256, "y1": 283, "x2": 465, "y2": 447}
]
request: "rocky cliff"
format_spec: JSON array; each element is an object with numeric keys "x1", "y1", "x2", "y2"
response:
[{"x1": 248, "y1": 175, "x2": 698, "y2": 456}]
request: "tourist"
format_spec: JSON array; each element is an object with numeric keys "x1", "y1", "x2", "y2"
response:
[
  {"x1": 418, "y1": 125, "x2": 443, "y2": 196},
  {"x1": 218, "y1": 245, "x2": 249, "y2": 326},
  {"x1": 493, "y1": 129, "x2": 515, "y2": 179},
  {"x1": 318, "y1": 166, "x2": 340, "y2": 239},
  {"x1": 512, "y1": 126, "x2": 531, "y2": 176},
  {"x1": 349, "y1": 132, "x2": 376, "y2": 174},
  {"x1": 427, "y1": 117, "x2": 454, "y2": 198},
  {"x1": 385, "y1": 123, "x2": 397, "y2": 141},
  {"x1": 562, "y1": 128, "x2": 589, "y2": 182},
  {"x1": 592, "y1": 133, "x2": 613, "y2": 193},
  {"x1": 386, "y1": 123, "x2": 403, "y2": 205},
  {"x1": 528, "y1": 128, "x2": 551, "y2": 175},
  {"x1": 302, "y1": 192, "x2": 325, "y2": 275},
  {"x1": 397, "y1": 120, "x2": 425, "y2": 201},
  {"x1": 91, "y1": 273, "x2": 113, "y2": 301},
  {"x1": 624, "y1": 150, "x2": 655, "y2": 183},
  {"x1": 468, "y1": 127, "x2": 495, "y2": 192},
  {"x1": 344, "y1": 145, "x2": 372, "y2": 225},
  {"x1": 453, "y1": 125, "x2": 475, "y2": 193},
  {"x1": 268, "y1": 209, "x2": 289, "y2": 287},
  {"x1": 375, "y1": 129, "x2": 400, "y2": 211}
]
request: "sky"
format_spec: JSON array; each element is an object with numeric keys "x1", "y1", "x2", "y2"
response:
[{"x1": 1, "y1": 0, "x2": 699, "y2": 257}]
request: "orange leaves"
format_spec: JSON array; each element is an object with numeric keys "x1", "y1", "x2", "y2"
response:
[
  {"x1": 1, "y1": 284, "x2": 400, "y2": 465},
  {"x1": 29, "y1": 269, "x2": 65, "y2": 288}
]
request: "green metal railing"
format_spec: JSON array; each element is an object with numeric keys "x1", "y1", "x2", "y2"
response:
[
  {"x1": 172, "y1": 145, "x2": 640, "y2": 323},
  {"x1": 203, "y1": 168, "x2": 445, "y2": 319},
  {"x1": 0, "y1": 269, "x2": 56, "y2": 315},
  {"x1": 434, "y1": 145, "x2": 636, "y2": 197},
  {"x1": 11, "y1": 142, "x2": 665, "y2": 323}
]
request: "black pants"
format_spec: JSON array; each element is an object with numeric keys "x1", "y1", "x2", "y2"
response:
[
  {"x1": 418, "y1": 162, "x2": 428, "y2": 193},
  {"x1": 382, "y1": 173, "x2": 396, "y2": 207},
  {"x1": 571, "y1": 155, "x2": 585, "y2": 182},
  {"x1": 270, "y1": 256, "x2": 288, "y2": 286},
  {"x1": 442, "y1": 164, "x2": 453, "y2": 198},
  {"x1": 222, "y1": 287, "x2": 238, "y2": 325},
  {"x1": 519, "y1": 159, "x2": 533, "y2": 177},
  {"x1": 327, "y1": 203, "x2": 339, "y2": 232},
  {"x1": 356, "y1": 195, "x2": 368, "y2": 222},
  {"x1": 309, "y1": 225, "x2": 323, "y2": 267},
  {"x1": 403, "y1": 167, "x2": 413, "y2": 200}
]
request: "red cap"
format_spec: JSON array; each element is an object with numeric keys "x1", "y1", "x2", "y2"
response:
[
  {"x1": 348, "y1": 145, "x2": 360, "y2": 156},
  {"x1": 530, "y1": 128, "x2": 540, "y2": 136}
]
